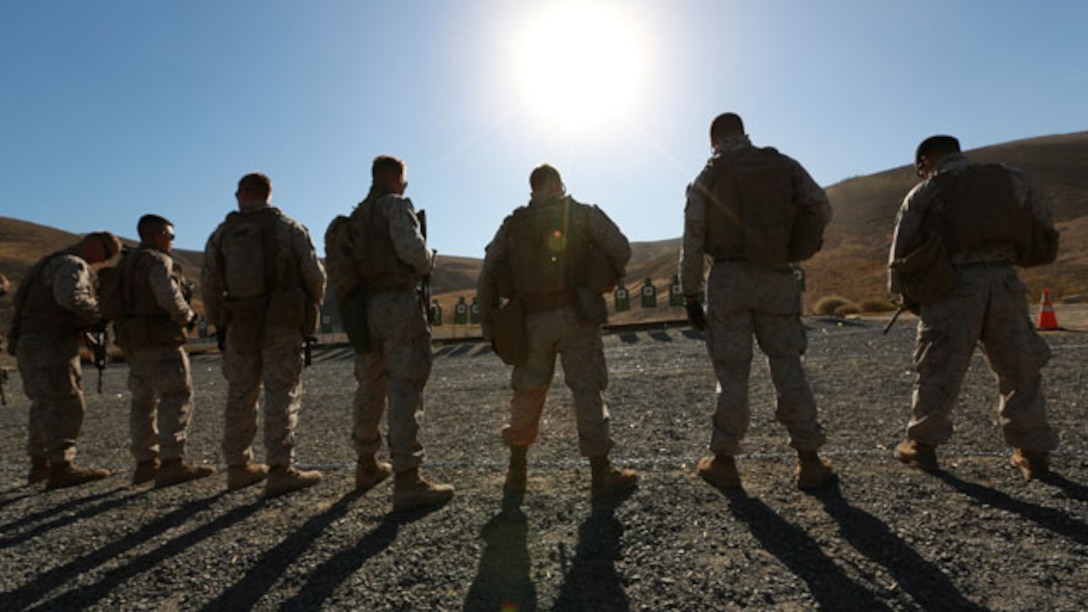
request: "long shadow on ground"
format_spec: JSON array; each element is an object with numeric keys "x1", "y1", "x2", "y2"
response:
[
  {"x1": 551, "y1": 492, "x2": 631, "y2": 611},
  {"x1": 0, "y1": 485, "x2": 131, "y2": 535},
  {"x1": 719, "y1": 487, "x2": 890, "y2": 610},
  {"x1": 200, "y1": 490, "x2": 366, "y2": 611},
  {"x1": 279, "y1": 507, "x2": 442, "y2": 611},
  {"x1": 6, "y1": 492, "x2": 226, "y2": 609},
  {"x1": 814, "y1": 482, "x2": 984, "y2": 610},
  {"x1": 464, "y1": 492, "x2": 537, "y2": 612},
  {"x1": 29, "y1": 494, "x2": 263, "y2": 611},
  {"x1": 934, "y1": 471, "x2": 1088, "y2": 546}
]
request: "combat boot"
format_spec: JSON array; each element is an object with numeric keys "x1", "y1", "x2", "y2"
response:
[
  {"x1": 46, "y1": 461, "x2": 111, "y2": 490},
  {"x1": 227, "y1": 462, "x2": 269, "y2": 491},
  {"x1": 590, "y1": 455, "x2": 638, "y2": 497},
  {"x1": 894, "y1": 440, "x2": 939, "y2": 472},
  {"x1": 132, "y1": 458, "x2": 161, "y2": 485},
  {"x1": 155, "y1": 459, "x2": 216, "y2": 488},
  {"x1": 392, "y1": 468, "x2": 454, "y2": 511},
  {"x1": 796, "y1": 450, "x2": 836, "y2": 490},
  {"x1": 27, "y1": 457, "x2": 50, "y2": 486},
  {"x1": 355, "y1": 456, "x2": 393, "y2": 492},
  {"x1": 504, "y1": 445, "x2": 528, "y2": 494},
  {"x1": 1011, "y1": 449, "x2": 1051, "y2": 481},
  {"x1": 265, "y1": 465, "x2": 323, "y2": 498},
  {"x1": 697, "y1": 454, "x2": 741, "y2": 489}
]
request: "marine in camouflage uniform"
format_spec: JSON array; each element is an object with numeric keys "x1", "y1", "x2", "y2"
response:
[
  {"x1": 478, "y1": 163, "x2": 638, "y2": 499},
  {"x1": 201, "y1": 173, "x2": 327, "y2": 497},
  {"x1": 327, "y1": 155, "x2": 453, "y2": 512},
  {"x1": 116, "y1": 215, "x2": 215, "y2": 487},
  {"x1": 680, "y1": 113, "x2": 835, "y2": 490},
  {"x1": 889, "y1": 135, "x2": 1059, "y2": 480},
  {"x1": 7, "y1": 232, "x2": 121, "y2": 488}
]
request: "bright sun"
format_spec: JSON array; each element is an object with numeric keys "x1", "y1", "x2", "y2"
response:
[{"x1": 517, "y1": 4, "x2": 644, "y2": 130}]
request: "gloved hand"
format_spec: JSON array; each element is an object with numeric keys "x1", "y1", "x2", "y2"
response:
[
  {"x1": 685, "y1": 299, "x2": 706, "y2": 331},
  {"x1": 186, "y1": 314, "x2": 198, "y2": 333}
]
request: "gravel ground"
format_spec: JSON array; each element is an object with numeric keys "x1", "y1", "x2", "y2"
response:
[{"x1": 2, "y1": 316, "x2": 1087, "y2": 611}]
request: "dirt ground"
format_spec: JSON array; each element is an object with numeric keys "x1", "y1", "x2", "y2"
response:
[{"x1": 1, "y1": 306, "x2": 1087, "y2": 610}]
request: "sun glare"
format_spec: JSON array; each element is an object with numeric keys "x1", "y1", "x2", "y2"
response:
[{"x1": 517, "y1": 4, "x2": 644, "y2": 130}]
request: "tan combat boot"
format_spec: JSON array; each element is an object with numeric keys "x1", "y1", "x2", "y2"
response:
[
  {"x1": 155, "y1": 459, "x2": 216, "y2": 488},
  {"x1": 697, "y1": 454, "x2": 741, "y2": 489},
  {"x1": 1011, "y1": 449, "x2": 1051, "y2": 481},
  {"x1": 392, "y1": 467, "x2": 454, "y2": 511},
  {"x1": 504, "y1": 445, "x2": 528, "y2": 495},
  {"x1": 265, "y1": 465, "x2": 322, "y2": 498},
  {"x1": 355, "y1": 456, "x2": 393, "y2": 492},
  {"x1": 227, "y1": 462, "x2": 269, "y2": 491},
  {"x1": 590, "y1": 455, "x2": 638, "y2": 497},
  {"x1": 46, "y1": 461, "x2": 111, "y2": 490},
  {"x1": 894, "y1": 440, "x2": 939, "y2": 472},
  {"x1": 27, "y1": 457, "x2": 50, "y2": 486},
  {"x1": 132, "y1": 458, "x2": 161, "y2": 485},
  {"x1": 796, "y1": 450, "x2": 836, "y2": 490}
]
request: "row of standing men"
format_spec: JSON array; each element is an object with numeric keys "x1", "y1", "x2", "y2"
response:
[{"x1": 3, "y1": 112, "x2": 1062, "y2": 511}]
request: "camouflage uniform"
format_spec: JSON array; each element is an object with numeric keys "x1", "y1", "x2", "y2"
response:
[
  {"x1": 350, "y1": 191, "x2": 435, "y2": 474},
  {"x1": 12, "y1": 253, "x2": 102, "y2": 464},
  {"x1": 116, "y1": 246, "x2": 197, "y2": 464},
  {"x1": 478, "y1": 196, "x2": 631, "y2": 457},
  {"x1": 201, "y1": 202, "x2": 326, "y2": 469},
  {"x1": 680, "y1": 134, "x2": 832, "y2": 456},
  {"x1": 888, "y1": 153, "x2": 1058, "y2": 453}
]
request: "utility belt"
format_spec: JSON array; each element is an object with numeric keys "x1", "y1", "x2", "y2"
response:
[
  {"x1": 713, "y1": 255, "x2": 748, "y2": 263},
  {"x1": 520, "y1": 289, "x2": 576, "y2": 314}
]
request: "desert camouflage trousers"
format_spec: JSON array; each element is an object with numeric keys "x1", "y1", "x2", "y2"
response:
[
  {"x1": 704, "y1": 262, "x2": 826, "y2": 456},
  {"x1": 128, "y1": 345, "x2": 195, "y2": 462},
  {"x1": 17, "y1": 334, "x2": 86, "y2": 463},
  {"x1": 221, "y1": 326, "x2": 304, "y2": 467},
  {"x1": 353, "y1": 290, "x2": 432, "y2": 473},
  {"x1": 503, "y1": 307, "x2": 615, "y2": 458},
  {"x1": 907, "y1": 265, "x2": 1058, "y2": 452}
]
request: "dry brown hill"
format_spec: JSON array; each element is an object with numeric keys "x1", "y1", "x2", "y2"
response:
[
  {"x1": 3, "y1": 130, "x2": 1087, "y2": 328},
  {"x1": 812, "y1": 131, "x2": 1088, "y2": 308},
  {"x1": 433, "y1": 131, "x2": 1088, "y2": 315}
]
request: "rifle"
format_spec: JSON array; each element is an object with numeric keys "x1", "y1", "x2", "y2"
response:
[
  {"x1": 85, "y1": 331, "x2": 108, "y2": 393},
  {"x1": 882, "y1": 306, "x2": 906, "y2": 335},
  {"x1": 417, "y1": 209, "x2": 439, "y2": 325}
]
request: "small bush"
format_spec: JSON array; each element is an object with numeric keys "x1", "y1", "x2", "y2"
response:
[
  {"x1": 814, "y1": 295, "x2": 852, "y2": 316},
  {"x1": 834, "y1": 303, "x2": 861, "y2": 317},
  {"x1": 858, "y1": 299, "x2": 898, "y2": 313}
]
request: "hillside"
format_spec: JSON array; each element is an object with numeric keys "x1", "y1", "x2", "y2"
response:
[{"x1": 3, "y1": 130, "x2": 1088, "y2": 329}]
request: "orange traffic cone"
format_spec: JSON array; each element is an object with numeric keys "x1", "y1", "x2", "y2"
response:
[{"x1": 1036, "y1": 288, "x2": 1060, "y2": 331}]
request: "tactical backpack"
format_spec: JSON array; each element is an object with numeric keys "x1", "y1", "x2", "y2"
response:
[
  {"x1": 702, "y1": 147, "x2": 824, "y2": 264},
  {"x1": 506, "y1": 197, "x2": 591, "y2": 296},
  {"x1": 97, "y1": 248, "x2": 133, "y2": 322},
  {"x1": 935, "y1": 163, "x2": 1058, "y2": 267},
  {"x1": 324, "y1": 214, "x2": 358, "y2": 301}
]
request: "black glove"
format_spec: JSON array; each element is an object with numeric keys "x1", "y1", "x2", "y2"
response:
[
  {"x1": 215, "y1": 327, "x2": 227, "y2": 351},
  {"x1": 685, "y1": 300, "x2": 706, "y2": 331}
]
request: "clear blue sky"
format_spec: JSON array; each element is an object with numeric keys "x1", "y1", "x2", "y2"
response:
[{"x1": 2, "y1": 1, "x2": 1085, "y2": 258}]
